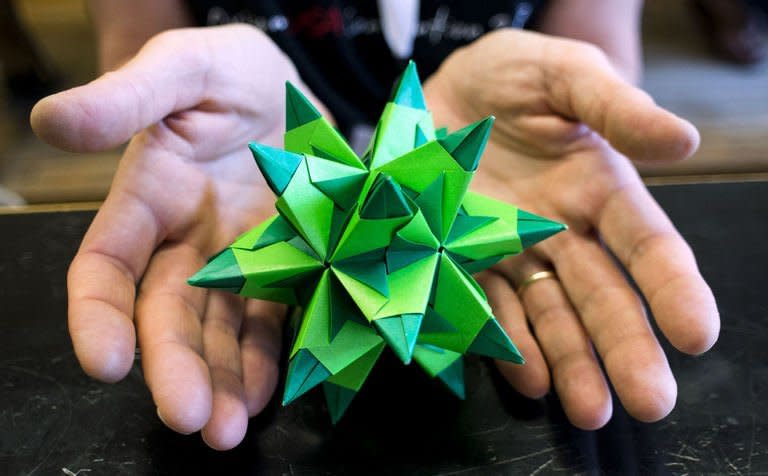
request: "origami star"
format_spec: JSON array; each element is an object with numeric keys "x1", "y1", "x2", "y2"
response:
[{"x1": 188, "y1": 62, "x2": 565, "y2": 423}]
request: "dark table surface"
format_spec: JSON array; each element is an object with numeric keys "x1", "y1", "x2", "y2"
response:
[{"x1": 1, "y1": 181, "x2": 767, "y2": 476}]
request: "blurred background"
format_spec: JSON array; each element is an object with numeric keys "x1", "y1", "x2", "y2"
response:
[{"x1": 0, "y1": 0, "x2": 766, "y2": 206}]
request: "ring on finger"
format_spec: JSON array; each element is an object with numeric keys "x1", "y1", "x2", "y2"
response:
[{"x1": 516, "y1": 270, "x2": 558, "y2": 298}]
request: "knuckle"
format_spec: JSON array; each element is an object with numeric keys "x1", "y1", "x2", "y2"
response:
[
  {"x1": 482, "y1": 27, "x2": 518, "y2": 44},
  {"x1": 579, "y1": 283, "x2": 637, "y2": 321},
  {"x1": 626, "y1": 230, "x2": 681, "y2": 273},
  {"x1": 530, "y1": 302, "x2": 571, "y2": 332},
  {"x1": 146, "y1": 28, "x2": 185, "y2": 50},
  {"x1": 571, "y1": 40, "x2": 609, "y2": 65}
]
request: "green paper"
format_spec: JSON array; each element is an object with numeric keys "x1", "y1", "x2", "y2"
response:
[
  {"x1": 309, "y1": 320, "x2": 383, "y2": 374},
  {"x1": 328, "y1": 274, "x2": 369, "y2": 339},
  {"x1": 420, "y1": 305, "x2": 458, "y2": 334},
  {"x1": 395, "y1": 209, "x2": 440, "y2": 249},
  {"x1": 187, "y1": 248, "x2": 244, "y2": 292},
  {"x1": 412, "y1": 343, "x2": 462, "y2": 377},
  {"x1": 333, "y1": 258, "x2": 390, "y2": 298},
  {"x1": 283, "y1": 348, "x2": 331, "y2": 405},
  {"x1": 231, "y1": 214, "x2": 297, "y2": 251},
  {"x1": 249, "y1": 143, "x2": 302, "y2": 195},
  {"x1": 468, "y1": 318, "x2": 525, "y2": 364},
  {"x1": 359, "y1": 174, "x2": 413, "y2": 219},
  {"x1": 373, "y1": 314, "x2": 423, "y2": 364},
  {"x1": 323, "y1": 382, "x2": 358, "y2": 424},
  {"x1": 518, "y1": 209, "x2": 568, "y2": 248},
  {"x1": 378, "y1": 151, "x2": 472, "y2": 241},
  {"x1": 445, "y1": 215, "x2": 497, "y2": 244},
  {"x1": 389, "y1": 60, "x2": 427, "y2": 110},
  {"x1": 436, "y1": 357, "x2": 466, "y2": 399},
  {"x1": 291, "y1": 269, "x2": 333, "y2": 357},
  {"x1": 385, "y1": 234, "x2": 436, "y2": 273},
  {"x1": 332, "y1": 266, "x2": 389, "y2": 318},
  {"x1": 437, "y1": 116, "x2": 494, "y2": 172},
  {"x1": 189, "y1": 62, "x2": 566, "y2": 422},
  {"x1": 308, "y1": 157, "x2": 368, "y2": 210},
  {"x1": 414, "y1": 172, "x2": 447, "y2": 239},
  {"x1": 414, "y1": 124, "x2": 429, "y2": 148},
  {"x1": 276, "y1": 161, "x2": 336, "y2": 259},
  {"x1": 286, "y1": 81, "x2": 322, "y2": 130},
  {"x1": 233, "y1": 242, "x2": 323, "y2": 302},
  {"x1": 444, "y1": 216, "x2": 521, "y2": 261},
  {"x1": 284, "y1": 84, "x2": 364, "y2": 169},
  {"x1": 418, "y1": 253, "x2": 491, "y2": 353},
  {"x1": 371, "y1": 252, "x2": 438, "y2": 319},
  {"x1": 330, "y1": 211, "x2": 412, "y2": 262},
  {"x1": 323, "y1": 339, "x2": 385, "y2": 423},
  {"x1": 326, "y1": 340, "x2": 385, "y2": 390}
]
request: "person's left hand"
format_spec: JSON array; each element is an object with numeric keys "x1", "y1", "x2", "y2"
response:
[{"x1": 423, "y1": 29, "x2": 720, "y2": 429}]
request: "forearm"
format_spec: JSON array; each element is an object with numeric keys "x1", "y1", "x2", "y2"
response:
[
  {"x1": 88, "y1": 0, "x2": 194, "y2": 72},
  {"x1": 535, "y1": 0, "x2": 643, "y2": 84}
]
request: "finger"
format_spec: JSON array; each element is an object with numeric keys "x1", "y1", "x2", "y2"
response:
[
  {"x1": 597, "y1": 182, "x2": 720, "y2": 354},
  {"x1": 31, "y1": 28, "x2": 209, "y2": 152},
  {"x1": 542, "y1": 232, "x2": 677, "y2": 422},
  {"x1": 30, "y1": 25, "x2": 290, "y2": 152},
  {"x1": 136, "y1": 242, "x2": 211, "y2": 435},
  {"x1": 543, "y1": 39, "x2": 700, "y2": 163},
  {"x1": 200, "y1": 292, "x2": 248, "y2": 451},
  {"x1": 496, "y1": 255, "x2": 612, "y2": 430},
  {"x1": 475, "y1": 271, "x2": 550, "y2": 399},
  {"x1": 240, "y1": 299, "x2": 285, "y2": 417},
  {"x1": 67, "y1": 188, "x2": 162, "y2": 382}
]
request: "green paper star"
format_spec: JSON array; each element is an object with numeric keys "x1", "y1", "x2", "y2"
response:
[{"x1": 189, "y1": 61, "x2": 566, "y2": 423}]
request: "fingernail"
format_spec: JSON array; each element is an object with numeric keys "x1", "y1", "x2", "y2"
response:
[
  {"x1": 200, "y1": 430, "x2": 214, "y2": 449},
  {"x1": 156, "y1": 407, "x2": 193, "y2": 435},
  {"x1": 156, "y1": 407, "x2": 169, "y2": 426}
]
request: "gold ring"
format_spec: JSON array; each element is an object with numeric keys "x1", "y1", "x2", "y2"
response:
[{"x1": 517, "y1": 270, "x2": 557, "y2": 297}]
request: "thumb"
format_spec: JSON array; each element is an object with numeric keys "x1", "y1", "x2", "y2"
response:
[
  {"x1": 31, "y1": 26, "x2": 246, "y2": 153},
  {"x1": 546, "y1": 42, "x2": 700, "y2": 162},
  {"x1": 31, "y1": 24, "x2": 323, "y2": 154}
]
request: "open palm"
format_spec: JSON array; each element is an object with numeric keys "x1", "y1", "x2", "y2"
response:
[
  {"x1": 424, "y1": 29, "x2": 719, "y2": 429},
  {"x1": 31, "y1": 25, "x2": 328, "y2": 449}
]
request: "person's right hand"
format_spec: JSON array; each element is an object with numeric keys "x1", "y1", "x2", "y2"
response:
[{"x1": 31, "y1": 24, "x2": 325, "y2": 450}]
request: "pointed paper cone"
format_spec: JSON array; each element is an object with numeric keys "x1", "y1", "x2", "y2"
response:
[
  {"x1": 518, "y1": 210, "x2": 567, "y2": 249},
  {"x1": 438, "y1": 116, "x2": 494, "y2": 171},
  {"x1": 373, "y1": 314, "x2": 423, "y2": 364},
  {"x1": 187, "y1": 249, "x2": 244, "y2": 292},
  {"x1": 282, "y1": 349, "x2": 331, "y2": 405},
  {"x1": 467, "y1": 318, "x2": 524, "y2": 364},
  {"x1": 389, "y1": 60, "x2": 427, "y2": 110},
  {"x1": 360, "y1": 174, "x2": 413, "y2": 219},
  {"x1": 249, "y1": 142, "x2": 303, "y2": 195},
  {"x1": 323, "y1": 382, "x2": 357, "y2": 424},
  {"x1": 286, "y1": 81, "x2": 322, "y2": 131},
  {"x1": 436, "y1": 357, "x2": 466, "y2": 399}
]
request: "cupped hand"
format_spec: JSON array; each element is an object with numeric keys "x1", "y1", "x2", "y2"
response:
[
  {"x1": 423, "y1": 29, "x2": 720, "y2": 429},
  {"x1": 31, "y1": 24, "x2": 325, "y2": 450}
]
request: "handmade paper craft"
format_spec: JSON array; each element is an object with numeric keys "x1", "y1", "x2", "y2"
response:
[{"x1": 189, "y1": 61, "x2": 566, "y2": 423}]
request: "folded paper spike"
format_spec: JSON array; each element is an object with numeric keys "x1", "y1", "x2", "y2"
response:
[{"x1": 188, "y1": 61, "x2": 566, "y2": 423}]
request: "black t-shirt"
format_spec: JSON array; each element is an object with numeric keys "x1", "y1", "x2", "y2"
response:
[{"x1": 185, "y1": 1, "x2": 546, "y2": 135}]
